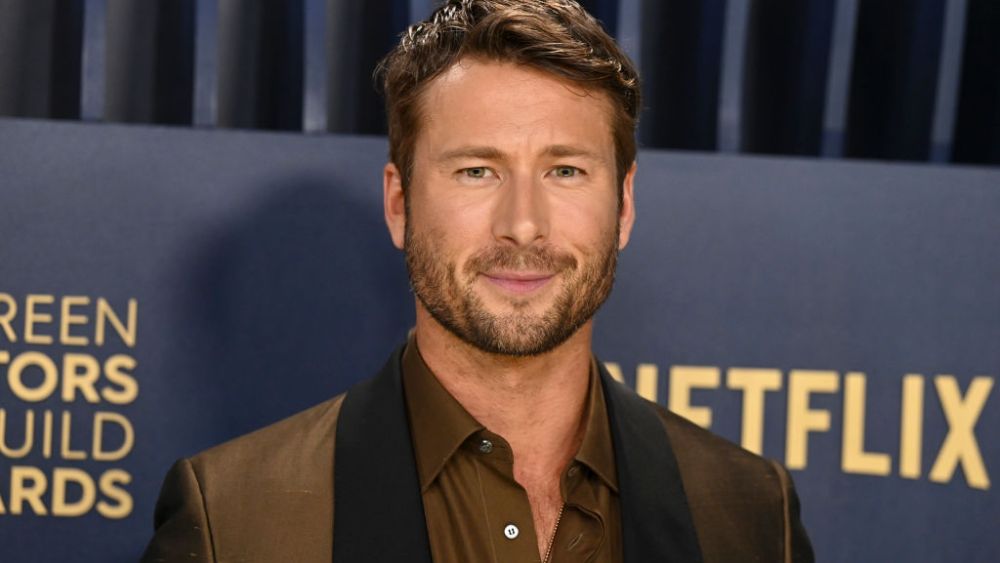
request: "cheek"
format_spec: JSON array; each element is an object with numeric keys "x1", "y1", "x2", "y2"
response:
[
  {"x1": 413, "y1": 181, "x2": 493, "y2": 231},
  {"x1": 408, "y1": 198, "x2": 489, "y2": 265},
  {"x1": 552, "y1": 197, "x2": 620, "y2": 249}
]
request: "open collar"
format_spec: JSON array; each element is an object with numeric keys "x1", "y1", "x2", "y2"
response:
[{"x1": 333, "y1": 344, "x2": 704, "y2": 563}]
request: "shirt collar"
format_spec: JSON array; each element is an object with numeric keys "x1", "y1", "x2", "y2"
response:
[
  {"x1": 402, "y1": 336, "x2": 484, "y2": 492},
  {"x1": 401, "y1": 335, "x2": 618, "y2": 493},
  {"x1": 576, "y1": 357, "x2": 619, "y2": 492}
]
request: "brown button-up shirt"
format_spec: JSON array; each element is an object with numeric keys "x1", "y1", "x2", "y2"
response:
[{"x1": 401, "y1": 339, "x2": 623, "y2": 563}]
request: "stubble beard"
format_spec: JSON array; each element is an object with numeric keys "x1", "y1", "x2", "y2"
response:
[{"x1": 404, "y1": 220, "x2": 619, "y2": 357}]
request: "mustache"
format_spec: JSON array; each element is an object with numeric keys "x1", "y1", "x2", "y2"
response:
[{"x1": 464, "y1": 245, "x2": 578, "y2": 276}]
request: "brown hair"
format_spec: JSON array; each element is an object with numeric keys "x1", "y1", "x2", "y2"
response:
[{"x1": 375, "y1": 0, "x2": 641, "y2": 195}]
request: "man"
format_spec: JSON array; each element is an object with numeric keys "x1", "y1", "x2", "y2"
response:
[{"x1": 143, "y1": 1, "x2": 813, "y2": 561}]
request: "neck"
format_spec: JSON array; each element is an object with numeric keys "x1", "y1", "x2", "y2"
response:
[{"x1": 413, "y1": 304, "x2": 593, "y2": 481}]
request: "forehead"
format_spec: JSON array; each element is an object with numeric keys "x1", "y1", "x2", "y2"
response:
[{"x1": 412, "y1": 58, "x2": 615, "y2": 159}]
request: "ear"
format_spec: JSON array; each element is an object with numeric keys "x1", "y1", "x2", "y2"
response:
[
  {"x1": 617, "y1": 161, "x2": 637, "y2": 250},
  {"x1": 384, "y1": 162, "x2": 406, "y2": 250}
]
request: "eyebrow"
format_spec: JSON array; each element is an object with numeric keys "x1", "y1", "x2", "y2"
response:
[
  {"x1": 437, "y1": 146, "x2": 506, "y2": 163},
  {"x1": 543, "y1": 144, "x2": 605, "y2": 161},
  {"x1": 435, "y1": 144, "x2": 606, "y2": 163}
]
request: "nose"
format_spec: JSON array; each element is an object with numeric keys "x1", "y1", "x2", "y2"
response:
[{"x1": 491, "y1": 171, "x2": 549, "y2": 246}]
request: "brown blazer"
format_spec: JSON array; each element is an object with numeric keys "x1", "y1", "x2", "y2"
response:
[{"x1": 142, "y1": 350, "x2": 813, "y2": 563}]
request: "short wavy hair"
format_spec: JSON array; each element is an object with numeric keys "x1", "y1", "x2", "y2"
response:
[{"x1": 375, "y1": 0, "x2": 641, "y2": 195}]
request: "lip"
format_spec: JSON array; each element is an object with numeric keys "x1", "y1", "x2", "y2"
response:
[{"x1": 481, "y1": 271, "x2": 555, "y2": 294}]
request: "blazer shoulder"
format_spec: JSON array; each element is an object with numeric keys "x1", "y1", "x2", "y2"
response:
[
  {"x1": 648, "y1": 400, "x2": 780, "y2": 487},
  {"x1": 185, "y1": 393, "x2": 347, "y2": 562},
  {"x1": 646, "y1": 400, "x2": 814, "y2": 562},
  {"x1": 190, "y1": 392, "x2": 346, "y2": 477},
  {"x1": 144, "y1": 393, "x2": 349, "y2": 563}
]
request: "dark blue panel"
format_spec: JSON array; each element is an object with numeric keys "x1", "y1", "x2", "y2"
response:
[{"x1": 0, "y1": 119, "x2": 997, "y2": 562}]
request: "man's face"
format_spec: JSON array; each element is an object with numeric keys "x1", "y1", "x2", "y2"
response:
[{"x1": 385, "y1": 58, "x2": 635, "y2": 356}]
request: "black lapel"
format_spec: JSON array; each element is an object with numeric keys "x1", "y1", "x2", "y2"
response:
[
  {"x1": 332, "y1": 344, "x2": 433, "y2": 563},
  {"x1": 600, "y1": 363, "x2": 705, "y2": 563}
]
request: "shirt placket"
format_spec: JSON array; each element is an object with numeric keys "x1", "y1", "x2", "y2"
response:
[
  {"x1": 547, "y1": 462, "x2": 607, "y2": 563},
  {"x1": 470, "y1": 430, "x2": 543, "y2": 563}
]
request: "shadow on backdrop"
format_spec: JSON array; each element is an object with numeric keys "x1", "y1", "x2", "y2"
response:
[{"x1": 167, "y1": 175, "x2": 413, "y2": 450}]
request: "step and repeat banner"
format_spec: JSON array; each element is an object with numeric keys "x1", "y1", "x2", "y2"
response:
[{"x1": 0, "y1": 118, "x2": 996, "y2": 562}]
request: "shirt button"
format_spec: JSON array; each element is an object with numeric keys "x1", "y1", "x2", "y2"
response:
[
  {"x1": 504, "y1": 524, "x2": 519, "y2": 540},
  {"x1": 479, "y1": 439, "x2": 493, "y2": 454}
]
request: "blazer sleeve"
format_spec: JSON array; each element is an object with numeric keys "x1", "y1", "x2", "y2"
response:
[
  {"x1": 770, "y1": 460, "x2": 815, "y2": 563},
  {"x1": 141, "y1": 458, "x2": 215, "y2": 563}
]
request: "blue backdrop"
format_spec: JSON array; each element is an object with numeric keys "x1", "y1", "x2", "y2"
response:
[{"x1": 0, "y1": 118, "x2": 996, "y2": 562}]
